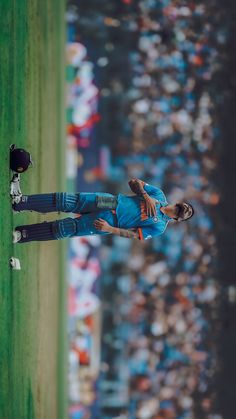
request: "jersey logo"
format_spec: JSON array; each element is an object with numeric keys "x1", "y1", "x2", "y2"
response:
[{"x1": 140, "y1": 201, "x2": 159, "y2": 222}]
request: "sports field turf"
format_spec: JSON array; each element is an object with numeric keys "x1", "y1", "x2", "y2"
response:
[{"x1": 0, "y1": 1, "x2": 67, "y2": 418}]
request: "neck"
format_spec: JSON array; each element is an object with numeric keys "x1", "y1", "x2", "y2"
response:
[{"x1": 161, "y1": 205, "x2": 175, "y2": 219}]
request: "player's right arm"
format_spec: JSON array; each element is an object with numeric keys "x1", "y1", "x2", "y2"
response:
[
  {"x1": 128, "y1": 178, "x2": 146, "y2": 195},
  {"x1": 94, "y1": 218, "x2": 140, "y2": 239},
  {"x1": 128, "y1": 178, "x2": 157, "y2": 217}
]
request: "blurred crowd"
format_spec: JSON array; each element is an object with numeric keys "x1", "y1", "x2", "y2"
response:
[
  {"x1": 98, "y1": 1, "x2": 224, "y2": 418},
  {"x1": 100, "y1": 237, "x2": 220, "y2": 418},
  {"x1": 66, "y1": 0, "x2": 228, "y2": 417}
]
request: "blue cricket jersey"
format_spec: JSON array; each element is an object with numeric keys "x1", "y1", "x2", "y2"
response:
[{"x1": 116, "y1": 184, "x2": 171, "y2": 240}]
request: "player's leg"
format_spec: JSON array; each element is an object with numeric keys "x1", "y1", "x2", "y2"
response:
[
  {"x1": 12, "y1": 192, "x2": 118, "y2": 214},
  {"x1": 73, "y1": 210, "x2": 117, "y2": 236},
  {"x1": 13, "y1": 220, "x2": 60, "y2": 243},
  {"x1": 13, "y1": 210, "x2": 117, "y2": 243},
  {"x1": 12, "y1": 193, "x2": 77, "y2": 213}
]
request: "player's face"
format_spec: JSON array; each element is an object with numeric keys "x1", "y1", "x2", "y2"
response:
[{"x1": 175, "y1": 203, "x2": 192, "y2": 221}]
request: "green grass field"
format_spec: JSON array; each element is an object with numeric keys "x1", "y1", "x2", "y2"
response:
[{"x1": 0, "y1": 1, "x2": 67, "y2": 418}]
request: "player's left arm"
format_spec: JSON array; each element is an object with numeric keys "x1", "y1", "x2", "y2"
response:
[{"x1": 94, "y1": 218, "x2": 139, "y2": 239}]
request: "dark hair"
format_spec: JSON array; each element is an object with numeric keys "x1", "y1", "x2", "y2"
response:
[{"x1": 181, "y1": 202, "x2": 194, "y2": 221}]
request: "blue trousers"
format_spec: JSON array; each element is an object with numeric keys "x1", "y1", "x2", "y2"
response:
[{"x1": 14, "y1": 193, "x2": 118, "y2": 243}]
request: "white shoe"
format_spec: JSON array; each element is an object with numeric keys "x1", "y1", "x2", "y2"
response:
[
  {"x1": 12, "y1": 195, "x2": 22, "y2": 205},
  {"x1": 10, "y1": 173, "x2": 22, "y2": 201},
  {"x1": 12, "y1": 230, "x2": 22, "y2": 243},
  {"x1": 9, "y1": 257, "x2": 21, "y2": 270}
]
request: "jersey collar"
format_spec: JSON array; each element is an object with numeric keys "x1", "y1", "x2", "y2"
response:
[{"x1": 158, "y1": 202, "x2": 172, "y2": 221}]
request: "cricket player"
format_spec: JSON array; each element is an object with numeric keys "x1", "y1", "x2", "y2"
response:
[{"x1": 12, "y1": 178, "x2": 194, "y2": 243}]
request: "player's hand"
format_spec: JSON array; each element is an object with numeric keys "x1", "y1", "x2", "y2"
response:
[
  {"x1": 94, "y1": 218, "x2": 111, "y2": 232},
  {"x1": 128, "y1": 178, "x2": 145, "y2": 195},
  {"x1": 143, "y1": 194, "x2": 157, "y2": 217}
]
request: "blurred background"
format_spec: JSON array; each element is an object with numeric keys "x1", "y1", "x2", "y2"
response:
[{"x1": 65, "y1": 1, "x2": 236, "y2": 418}]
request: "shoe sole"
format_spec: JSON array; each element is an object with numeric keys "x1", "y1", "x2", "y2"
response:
[{"x1": 12, "y1": 230, "x2": 22, "y2": 244}]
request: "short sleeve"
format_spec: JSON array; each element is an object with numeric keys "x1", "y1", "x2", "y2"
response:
[{"x1": 143, "y1": 184, "x2": 167, "y2": 203}]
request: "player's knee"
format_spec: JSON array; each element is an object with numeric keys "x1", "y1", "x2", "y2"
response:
[
  {"x1": 54, "y1": 218, "x2": 77, "y2": 239},
  {"x1": 55, "y1": 193, "x2": 79, "y2": 212}
]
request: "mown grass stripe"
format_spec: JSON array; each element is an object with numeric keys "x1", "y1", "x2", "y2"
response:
[{"x1": 0, "y1": 1, "x2": 66, "y2": 418}]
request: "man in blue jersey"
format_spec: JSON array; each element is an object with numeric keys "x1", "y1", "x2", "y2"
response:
[{"x1": 12, "y1": 178, "x2": 194, "y2": 243}]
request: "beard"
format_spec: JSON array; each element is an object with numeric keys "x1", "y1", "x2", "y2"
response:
[{"x1": 175, "y1": 203, "x2": 184, "y2": 219}]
